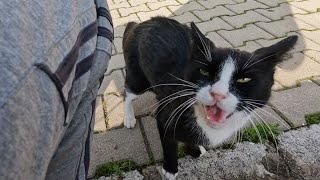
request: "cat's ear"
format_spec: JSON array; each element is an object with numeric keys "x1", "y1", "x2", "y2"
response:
[
  {"x1": 252, "y1": 35, "x2": 298, "y2": 65},
  {"x1": 190, "y1": 22, "x2": 215, "y2": 59}
]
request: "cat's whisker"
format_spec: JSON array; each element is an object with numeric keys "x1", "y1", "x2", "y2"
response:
[
  {"x1": 168, "y1": 73, "x2": 199, "y2": 88},
  {"x1": 243, "y1": 52, "x2": 255, "y2": 70},
  {"x1": 163, "y1": 98, "x2": 195, "y2": 141},
  {"x1": 142, "y1": 89, "x2": 195, "y2": 112},
  {"x1": 243, "y1": 101, "x2": 290, "y2": 129},
  {"x1": 241, "y1": 98, "x2": 267, "y2": 103},
  {"x1": 242, "y1": 106, "x2": 263, "y2": 145},
  {"x1": 173, "y1": 99, "x2": 196, "y2": 139},
  {"x1": 195, "y1": 30, "x2": 211, "y2": 62},
  {"x1": 245, "y1": 52, "x2": 281, "y2": 69},
  {"x1": 152, "y1": 92, "x2": 196, "y2": 118},
  {"x1": 195, "y1": 60, "x2": 208, "y2": 66},
  {"x1": 141, "y1": 83, "x2": 197, "y2": 93}
]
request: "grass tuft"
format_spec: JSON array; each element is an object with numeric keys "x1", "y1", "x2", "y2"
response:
[
  {"x1": 94, "y1": 159, "x2": 137, "y2": 178},
  {"x1": 305, "y1": 112, "x2": 320, "y2": 125},
  {"x1": 241, "y1": 123, "x2": 281, "y2": 144},
  {"x1": 178, "y1": 144, "x2": 187, "y2": 158}
]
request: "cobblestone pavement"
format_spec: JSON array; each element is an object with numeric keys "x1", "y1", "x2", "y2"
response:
[{"x1": 89, "y1": 0, "x2": 320, "y2": 178}]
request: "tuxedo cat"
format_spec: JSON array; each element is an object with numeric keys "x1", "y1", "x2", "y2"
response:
[{"x1": 122, "y1": 17, "x2": 297, "y2": 179}]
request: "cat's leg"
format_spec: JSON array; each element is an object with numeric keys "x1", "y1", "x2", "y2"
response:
[
  {"x1": 157, "y1": 122, "x2": 179, "y2": 179},
  {"x1": 123, "y1": 90, "x2": 137, "y2": 128}
]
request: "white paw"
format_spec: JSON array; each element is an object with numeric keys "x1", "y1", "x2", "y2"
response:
[
  {"x1": 124, "y1": 116, "x2": 136, "y2": 128},
  {"x1": 162, "y1": 168, "x2": 177, "y2": 180},
  {"x1": 199, "y1": 146, "x2": 207, "y2": 157}
]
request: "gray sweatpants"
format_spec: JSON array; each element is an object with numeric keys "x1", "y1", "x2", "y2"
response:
[{"x1": 0, "y1": 0, "x2": 113, "y2": 179}]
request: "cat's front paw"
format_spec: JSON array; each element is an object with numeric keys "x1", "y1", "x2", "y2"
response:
[
  {"x1": 199, "y1": 145, "x2": 207, "y2": 157},
  {"x1": 162, "y1": 168, "x2": 177, "y2": 180},
  {"x1": 124, "y1": 116, "x2": 136, "y2": 128}
]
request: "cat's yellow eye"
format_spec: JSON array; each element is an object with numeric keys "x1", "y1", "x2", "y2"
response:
[
  {"x1": 237, "y1": 78, "x2": 252, "y2": 83},
  {"x1": 200, "y1": 69, "x2": 209, "y2": 76}
]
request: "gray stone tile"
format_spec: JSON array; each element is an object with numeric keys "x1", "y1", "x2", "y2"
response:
[
  {"x1": 133, "y1": 92, "x2": 158, "y2": 117},
  {"x1": 141, "y1": 116, "x2": 163, "y2": 162},
  {"x1": 193, "y1": 6, "x2": 235, "y2": 21},
  {"x1": 105, "y1": 55, "x2": 126, "y2": 75},
  {"x1": 269, "y1": 81, "x2": 320, "y2": 127},
  {"x1": 251, "y1": 106, "x2": 290, "y2": 131},
  {"x1": 89, "y1": 125, "x2": 149, "y2": 177},
  {"x1": 196, "y1": 17, "x2": 233, "y2": 34},
  {"x1": 206, "y1": 32, "x2": 233, "y2": 48},
  {"x1": 94, "y1": 96, "x2": 107, "y2": 132},
  {"x1": 98, "y1": 70, "x2": 125, "y2": 96}
]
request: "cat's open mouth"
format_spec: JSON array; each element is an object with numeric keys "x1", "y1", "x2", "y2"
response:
[{"x1": 204, "y1": 105, "x2": 233, "y2": 127}]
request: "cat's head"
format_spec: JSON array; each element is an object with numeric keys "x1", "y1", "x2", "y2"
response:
[{"x1": 185, "y1": 22, "x2": 297, "y2": 144}]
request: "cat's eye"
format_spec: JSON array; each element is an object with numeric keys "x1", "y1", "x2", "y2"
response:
[
  {"x1": 237, "y1": 78, "x2": 252, "y2": 83},
  {"x1": 200, "y1": 69, "x2": 209, "y2": 76}
]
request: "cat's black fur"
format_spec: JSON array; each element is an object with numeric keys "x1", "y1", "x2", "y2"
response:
[{"x1": 122, "y1": 17, "x2": 297, "y2": 176}]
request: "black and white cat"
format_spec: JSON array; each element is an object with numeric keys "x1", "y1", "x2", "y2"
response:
[{"x1": 122, "y1": 17, "x2": 297, "y2": 179}]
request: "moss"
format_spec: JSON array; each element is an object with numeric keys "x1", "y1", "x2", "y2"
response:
[
  {"x1": 94, "y1": 159, "x2": 138, "y2": 178},
  {"x1": 241, "y1": 123, "x2": 281, "y2": 144},
  {"x1": 178, "y1": 144, "x2": 187, "y2": 158},
  {"x1": 305, "y1": 112, "x2": 320, "y2": 125}
]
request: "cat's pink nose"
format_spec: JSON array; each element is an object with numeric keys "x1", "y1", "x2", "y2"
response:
[{"x1": 211, "y1": 93, "x2": 226, "y2": 102}]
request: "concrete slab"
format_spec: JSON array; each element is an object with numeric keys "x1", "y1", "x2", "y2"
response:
[
  {"x1": 193, "y1": 6, "x2": 235, "y2": 21},
  {"x1": 104, "y1": 94, "x2": 124, "y2": 129},
  {"x1": 89, "y1": 125, "x2": 149, "y2": 177},
  {"x1": 105, "y1": 55, "x2": 126, "y2": 75},
  {"x1": 141, "y1": 116, "x2": 163, "y2": 162},
  {"x1": 133, "y1": 92, "x2": 158, "y2": 117},
  {"x1": 196, "y1": 17, "x2": 233, "y2": 34},
  {"x1": 98, "y1": 70, "x2": 125, "y2": 96},
  {"x1": 270, "y1": 81, "x2": 320, "y2": 127}
]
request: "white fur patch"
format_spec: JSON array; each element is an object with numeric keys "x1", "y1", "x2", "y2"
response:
[
  {"x1": 124, "y1": 90, "x2": 137, "y2": 128},
  {"x1": 211, "y1": 56, "x2": 235, "y2": 95},
  {"x1": 162, "y1": 168, "x2": 178, "y2": 180},
  {"x1": 199, "y1": 145, "x2": 207, "y2": 157}
]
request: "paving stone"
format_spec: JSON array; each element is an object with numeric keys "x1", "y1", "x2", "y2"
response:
[
  {"x1": 255, "y1": 32, "x2": 320, "y2": 55},
  {"x1": 288, "y1": 0, "x2": 320, "y2": 13},
  {"x1": 299, "y1": 30, "x2": 320, "y2": 46},
  {"x1": 312, "y1": 76, "x2": 320, "y2": 85},
  {"x1": 224, "y1": 0, "x2": 268, "y2": 14},
  {"x1": 129, "y1": 0, "x2": 158, "y2": 7},
  {"x1": 147, "y1": 0, "x2": 180, "y2": 10},
  {"x1": 271, "y1": 81, "x2": 285, "y2": 91},
  {"x1": 99, "y1": 70, "x2": 125, "y2": 96},
  {"x1": 111, "y1": 43, "x2": 116, "y2": 56},
  {"x1": 303, "y1": 50, "x2": 320, "y2": 64},
  {"x1": 222, "y1": 10, "x2": 270, "y2": 28},
  {"x1": 133, "y1": 92, "x2": 158, "y2": 116},
  {"x1": 196, "y1": 17, "x2": 233, "y2": 34},
  {"x1": 218, "y1": 24, "x2": 274, "y2": 47},
  {"x1": 193, "y1": 6, "x2": 235, "y2": 21},
  {"x1": 206, "y1": 32, "x2": 233, "y2": 48},
  {"x1": 113, "y1": 0, "x2": 128, "y2": 3},
  {"x1": 141, "y1": 116, "x2": 164, "y2": 162},
  {"x1": 270, "y1": 81, "x2": 320, "y2": 127},
  {"x1": 113, "y1": 37, "x2": 123, "y2": 54},
  {"x1": 89, "y1": 125, "x2": 149, "y2": 177},
  {"x1": 168, "y1": 1, "x2": 205, "y2": 16},
  {"x1": 113, "y1": 13, "x2": 140, "y2": 27},
  {"x1": 110, "y1": 9, "x2": 120, "y2": 19},
  {"x1": 137, "y1": 7, "x2": 173, "y2": 22},
  {"x1": 106, "y1": 55, "x2": 126, "y2": 75},
  {"x1": 256, "y1": 16, "x2": 317, "y2": 38},
  {"x1": 119, "y1": 4, "x2": 150, "y2": 17},
  {"x1": 109, "y1": 1, "x2": 131, "y2": 10},
  {"x1": 114, "y1": 25, "x2": 126, "y2": 38},
  {"x1": 255, "y1": 0, "x2": 287, "y2": 7},
  {"x1": 197, "y1": 0, "x2": 236, "y2": 9},
  {"x1": 293, "y1": 13, "x2": 320, "y2": 29},
  {"x1": 104, "y1": 94, "x2": 125, "y2": 129},
  {"x1": 170, "y1": 12, "x2": 200, "y2": 24},
  {"x1": 236, "y1": 41, "x2": 262, "y2": 52},
  {"x1": 274, "y1": 53, "x2": 320, "y2": 87},
  {"x1": 250, "y1": 106, "x2": 290, "y2": 131},
  {"x1": 94, "y1": 96, "x2": 107, "y2": 132},
  {"x1": 255, "y1": 3, "x2": 308, "y2": 21}
]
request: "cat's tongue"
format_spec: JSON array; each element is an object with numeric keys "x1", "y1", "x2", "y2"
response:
[{"x1": 206, "y1": 105, "x2": 225, "y2": 125}]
